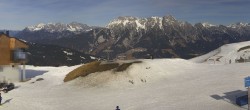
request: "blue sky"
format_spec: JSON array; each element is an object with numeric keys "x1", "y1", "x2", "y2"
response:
[{"x1": 0, "y1": 0, "x2": 250, "y2": 30}]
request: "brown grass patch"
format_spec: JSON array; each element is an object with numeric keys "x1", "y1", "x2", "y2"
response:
[
  {"x1": 64, "y1": 60, "x2": 142, "y2": 82},
  {"x1": 116, "y1": 61, "x2": 142, "y2": 72},
  {"x1": 238, "y1": 45, "x2": 250, "y2": 52},
  {"x1": 64, "y1": 61, "x2": 119, "y2": 82}
]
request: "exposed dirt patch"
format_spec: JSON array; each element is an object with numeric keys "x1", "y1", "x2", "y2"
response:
[{"x1": 64, "y1": 60, "x2": 142, "y2": 82}]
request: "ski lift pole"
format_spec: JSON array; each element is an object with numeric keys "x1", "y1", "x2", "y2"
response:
[
  {"x1": 104, "y1": 49, "x2": 113, "y2": 61},
  {"x1": 22, "y1": 63, "x2": 26, "y2": 81}
]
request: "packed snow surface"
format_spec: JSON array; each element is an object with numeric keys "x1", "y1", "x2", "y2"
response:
[
  {"x1": 191, "y1": 41, "x2": 250, "y2": 64},
  {"x1": 2, "y1": 41, "x2": 250, "y2": 110}
]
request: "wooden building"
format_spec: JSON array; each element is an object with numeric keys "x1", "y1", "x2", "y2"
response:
[{"x1": 0, "y1": 32, "x2": 28, "y2": 82}]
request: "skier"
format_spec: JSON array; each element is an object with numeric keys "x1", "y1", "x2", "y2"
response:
[
  {"x1": 115, "y1": 106, "x2": 120, "y2": 110},
  {"x1": 0, "y1": 93, "x2": 2, "y2": 105}
]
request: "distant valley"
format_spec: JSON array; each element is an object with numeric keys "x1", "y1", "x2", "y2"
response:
[{"x1": 26, "y1": 42, "x2": 96, "y2": 66}]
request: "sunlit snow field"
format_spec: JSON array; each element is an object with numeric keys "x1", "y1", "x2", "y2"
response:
[{"x1": 2, "y1": 41, "x2": 250, "y2": 110}]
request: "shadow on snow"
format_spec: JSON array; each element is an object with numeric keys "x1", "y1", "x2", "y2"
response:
[
  {"x1": 210, "y1": 90, "x2": 247, "y2": 109},
  {"x1": 25, "y1": 69, "x2": 48, "y2": 79}
]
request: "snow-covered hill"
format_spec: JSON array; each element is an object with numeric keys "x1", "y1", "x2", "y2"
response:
[
  {"x1": 1, "y1": 42, "x2": 250, "y2": 110},
  {"x1": 191, "y1": 41, "x2": 250, "y2": 64}
]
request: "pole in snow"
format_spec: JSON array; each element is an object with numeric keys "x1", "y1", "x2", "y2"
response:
[{"x1": 22, "y1": 63, "x2": 26, "y2": 81}]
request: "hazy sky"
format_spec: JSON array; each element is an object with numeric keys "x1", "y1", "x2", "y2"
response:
[{"x1": 0, "y1": 0, "x2": 250, "y2": 30}]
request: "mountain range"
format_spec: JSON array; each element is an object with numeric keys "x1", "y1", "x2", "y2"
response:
[
  {"x1": 26, "y1": 22, "x2": 93, "y2": 32},
  {"x1": 13, "y1": 15, "x2": 250, "y2": 60}
]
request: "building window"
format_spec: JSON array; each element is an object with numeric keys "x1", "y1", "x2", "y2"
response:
[
  {"x1": 0, "y1": 67, "x2": 3, "y2": 72},
  {"x1": 13, "y1": 49, "x2": 27, "y2": 62}
]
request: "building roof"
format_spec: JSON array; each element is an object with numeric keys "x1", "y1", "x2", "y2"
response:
[{"x1": 0, "y1": 33, "x2": 28, "y2": 49}]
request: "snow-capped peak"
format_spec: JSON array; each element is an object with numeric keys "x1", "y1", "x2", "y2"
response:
[
  {"x1": 107, "y1": 15, "x2": 189, "y2": 31},
  {"x1": 26, "y1": 22, "x2": 93, "y2": 32},
  {"x1": 107, "y1": 16, "x2": 146, "y2": 30},
  {"x1": 107, "y1": 16, "x2": 138, "y2": 26},
  {"x1": 37, "y1": 23, "x2": 46, "y2": 27},
  {"x1": 227, "y1": 22, "x2": 250, "y2": 28},
  {"x1": 27, "y1": 23, "x2": 46, "y2": 31},
  {"x1": 163, "y1": 15, "x2": 176, "y2": 21},
  {"x1": 107, "y1": 16, "x2": 168, "y2": 30},
  {"x1": 202, "y1": 22, "x2": 216, "y2": 28},
  {"x1": 117, "y1": 16, "x2": 138, "y2": 21}
]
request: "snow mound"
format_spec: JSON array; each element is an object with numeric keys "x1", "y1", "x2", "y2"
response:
[
  {"x1": 66, "y1": 59, "x2": 194, "y2": 88},
  {"x1": 190, "y1": 41, "x2": 250, "y2": 64}
]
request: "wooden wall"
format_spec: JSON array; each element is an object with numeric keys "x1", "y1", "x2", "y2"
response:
[
  {"x1": 0, "y1": 34, "x2": 11, "y2": 65},
  {"x1": 0, "y1": 34, "x2": 28, "y2": 65}
]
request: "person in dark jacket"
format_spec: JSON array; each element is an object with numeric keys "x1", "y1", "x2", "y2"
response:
[
  {"x1": 115, "y1": 106, "x2": 120, "y2": 110},
  {"x1": 0, "y1": 93, "x2": 2, "y2": 105}
]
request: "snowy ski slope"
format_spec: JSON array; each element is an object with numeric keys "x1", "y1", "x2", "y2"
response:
[{"x1": 2, "y1": 41, "x2": 250, "y2": 110}]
